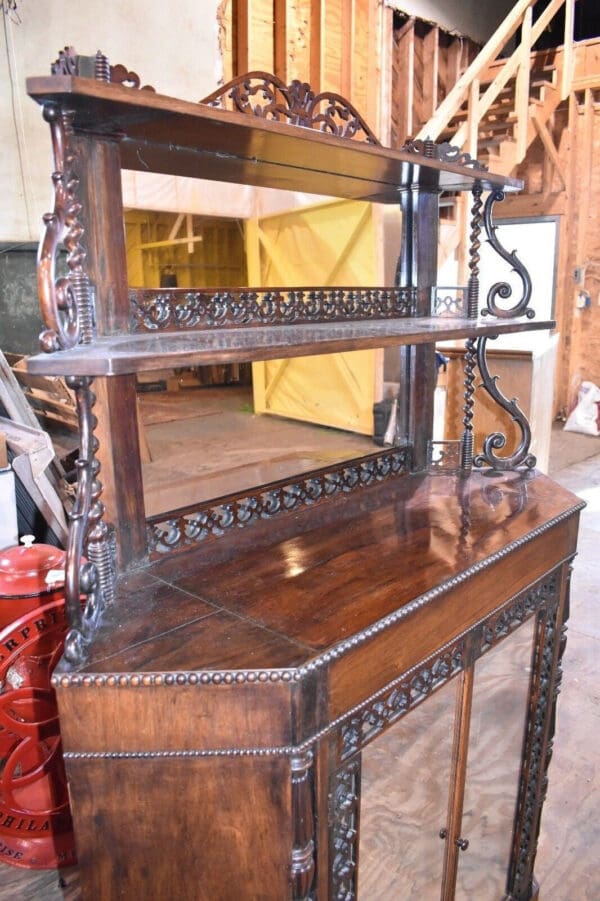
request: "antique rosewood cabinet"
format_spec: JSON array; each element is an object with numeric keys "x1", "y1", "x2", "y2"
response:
[{"x1": 25, "y1": 49, "x2": 583, "y2": 900}]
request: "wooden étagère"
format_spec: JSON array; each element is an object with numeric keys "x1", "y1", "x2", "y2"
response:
[{"x1": 24, "y1": 47, "x2": 582, "y2": 901}]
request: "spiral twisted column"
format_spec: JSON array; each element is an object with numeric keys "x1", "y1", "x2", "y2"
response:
[
  {"x1": 460, "y1": 338, "x2": 477, "y2": 470},
  {"x1": 467, "y1": 185, "x2": 483, "y2": 318}
]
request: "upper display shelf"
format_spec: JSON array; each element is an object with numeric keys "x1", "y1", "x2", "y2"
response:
[{"x1": 27, "y1": 57, "x2": 522, "y2": 202}]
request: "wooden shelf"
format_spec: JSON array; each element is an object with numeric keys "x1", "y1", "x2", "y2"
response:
[
  {"x1": 26, "y1": 76, "x2": 523, "y2": 201},
  {"x1": 63, "y1": 470, "x2": 582, "y2": 680},
  {"x1": 26, "y1": 316, "x2": 554, "y2": 376}
]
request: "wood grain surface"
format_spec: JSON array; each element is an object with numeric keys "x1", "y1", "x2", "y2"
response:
[{"x1": 25, "y1": 316, "x2": 555, "y2": 377}]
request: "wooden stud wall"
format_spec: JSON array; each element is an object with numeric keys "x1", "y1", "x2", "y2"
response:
[
  {"x1": 222, "y1": 0, "x2": 384, "y2": 138},
  {"x1": 390, "y1": 15, "x2": 480, "y2": 147},
  {"x1": 497, "y1": 39, "x2": 600, "y2": 414},
  {"x1": 124, "y1": 212, "x2": 246, "y2": 289}
]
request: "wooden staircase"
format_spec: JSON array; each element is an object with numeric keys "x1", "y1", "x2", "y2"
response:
[
  {"x1": 406, "y1": 0, "x2": 577, "y2": 272},
  {"x1": 414, "y1": 0, "x2": 575, "y2": 173}
]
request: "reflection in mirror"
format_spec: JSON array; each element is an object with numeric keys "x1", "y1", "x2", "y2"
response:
[
  {"x1": 123, "y1": 208, "x2": 405, "y2": 517},
  {"x1": 358, "y1": 677, "x2": 456, "y2": 899},
  {"x1": 456, "y1": 617, "x2": 536, "y2": 900}
]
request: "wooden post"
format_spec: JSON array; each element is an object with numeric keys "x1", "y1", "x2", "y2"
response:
[
  {"x1": 441, "y1": 666, "x2": 475, "y2": 900},
  {"x1": 396, "y1": 186, "x2": 439, "y2": 470},
  {"x1": 562, "y1": 0, "x2": 575, "y2": 99},
  {"x1": 515, "y1": 6, "x2": 533, "y2": 162},
  {"x1": 73, "y1": 134, "x2": 147, "y2": 568},
  {"x1": 467, "y1": 77, "x2": 480, "y2": 162}
]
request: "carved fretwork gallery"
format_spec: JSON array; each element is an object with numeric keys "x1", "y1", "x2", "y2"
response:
[{"x1": 23, "y1": 46, "x2": 583, "y2": 900}]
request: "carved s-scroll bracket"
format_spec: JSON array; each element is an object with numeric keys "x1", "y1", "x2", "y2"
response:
[
  {"x1": 481, "y1": 189, "x2": 533, "y2": 319},
  {"x1": 473, "y1": 337, "x2": 536, "y2": 472},
  {"x1": 61, "y1": 377, "x2": 115, "y2": 668},
  {"x1": 291, "y1": 749, "x2": 316, "y2": 901},
  {"x1": 38, "y1": 102, "x2": 95, "y2": 353}
]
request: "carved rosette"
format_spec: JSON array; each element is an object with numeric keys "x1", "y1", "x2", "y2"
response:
[
  {"x1": 202, "y1": 72, "x2": 379, "y2": 144},
  {"x1": 62, "y1": 377, "x2": 113, "y2": 667},
  {"x1": 473, "y1": 337, "x2": 536, "y2": 471},
  {"x1": 482, "y1": 189, "x2": 534, "y2": 319},
  {"x1": 38, "y1": 103, "x2": 95, "y2": 353}
]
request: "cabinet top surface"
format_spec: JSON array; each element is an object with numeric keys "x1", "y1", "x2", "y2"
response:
[
  {"x1": 27, "y1": 75, "x2": 522, "y2": 200},
  {"x1": 80, "y1": 471, "x2": 582, "y2": 677}
]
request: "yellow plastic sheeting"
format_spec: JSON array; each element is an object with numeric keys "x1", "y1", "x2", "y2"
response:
[{"x1": 250, "y1": 200, "x2": 378, "y2": 435}]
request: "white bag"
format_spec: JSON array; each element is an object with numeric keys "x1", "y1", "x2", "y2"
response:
[{"x1": 564, "y1": 381, "x2": 600, "y2": 436}]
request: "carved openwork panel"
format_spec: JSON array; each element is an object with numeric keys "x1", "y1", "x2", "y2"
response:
[
  {"x1": 428, "y1": 440, "x2": 464, "y2": 473},
  {"x1": 147, "y1": 448, "x2": 411, "y2": 558},
  {"x1": 51, "y1": 46, "x2": 155, "y2": 91},
  {"x1": 340, "y1": 644, "x2": 464, "y2": 760},
  {"x1": 329, "y1": 757, "x2": 361, "y2": 900},
  {"x1": 37, "y1": 103, "x2": 95, "y2": 353},
  {"x1": 401, "y1": 138, "x2": 487, "y2": 170},
  {"x1": 507, "y1": 568, "x2": 568, "y2": 899},
  {"x1": 431, "y1": 286, "x2": 467, "y2": 318},
  {"x1": 201, "y1": 72, "x2": 380, "y2": 144},
  {"x1": 129, "y1": 287, "x2": 417, "y2": 332}
]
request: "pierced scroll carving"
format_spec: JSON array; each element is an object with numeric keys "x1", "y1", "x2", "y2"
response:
[
  {"x1": 506, "y1": 570, "x2": 566, "y2": 899},
  {"x1": 61, "y1": 377, "x2": 113, "y2": 667},
  {"x1": 401, "y1": 138, "x2": 487, "y2": 170},
  {"x1": 130, "y1": 286, "x2": 417, "y2": 332},
  {"x1": 201, "y1": 71, "x2": 380, "y2": 144},
  {"x1": 37, "y1": 104, "x2": 95, "y2": 353},
  {"x1": 341, "y1": 644, "x2": 464, "y2": 760},
  {"x1": 291, "y1": 751, "x2": 316, "y2": 900},
  {"x1": 50, "y1": 46, "x2": 155, "y2": 91},
  {"x1": 428, "y1": 440, "x2": 463, "y2": 472},
  {"x1": 473, "y1": 337, "x2": 536, "y2": 471},
  {"x1": 479, "y1": 572, "x2": 557, "y2": 653},
  {"x1": 330, "y1": 757, "x2": 361, "y2": 900},
  {"x1": 482, "y1": 189, "x2": 534, "y2": 319},
  {"x1": 147, "y1": 448, "x2": 410, "y2": 558},
  {"x1": 431, "y1": 286, "x2": 466, "y2": 317}
]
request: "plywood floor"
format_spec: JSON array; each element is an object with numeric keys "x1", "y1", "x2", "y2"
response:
[{"x1": 1, "y1": 418, "x2": 598, "y2": 900}]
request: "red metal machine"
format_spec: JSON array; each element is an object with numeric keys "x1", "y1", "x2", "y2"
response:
[{"x1": 0, "y1": 538, "x2": 76, "y2": 868}]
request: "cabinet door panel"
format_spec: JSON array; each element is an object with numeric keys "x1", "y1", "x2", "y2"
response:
[
  {"x1": 358, "y1": 677, "x2": 457, "y2": 900},
  {"x1": 455, "y1": 619, "x2": 536, "y2": 900}
]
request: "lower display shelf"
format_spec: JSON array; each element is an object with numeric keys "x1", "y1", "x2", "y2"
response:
[
  {"x1": 52, "y1": 470, "x2": 582, "y2": 900},
  {"x1": 27, "y1": 316, "x2": 554, "y2": 376}
]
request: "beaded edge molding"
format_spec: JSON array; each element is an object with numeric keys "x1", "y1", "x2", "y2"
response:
[
  {"x1": 54, "y1": 503, "x2": 583, "y2": 691},
  {"x1": 60, "y1": 563, "x2": 568, "y2": 762}
]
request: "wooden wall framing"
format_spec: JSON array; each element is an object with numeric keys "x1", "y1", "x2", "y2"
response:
[{"x1": 219, "y1": 0, "x2": 389, "y2": 140}]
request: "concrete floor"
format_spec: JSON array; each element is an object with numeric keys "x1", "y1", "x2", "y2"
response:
[
  {"x1": 139, "y1": 385, "x2": 373, "y2": 515},
  {"x1": 0, "y1": 402, "x2": 598, "y2": 900}
]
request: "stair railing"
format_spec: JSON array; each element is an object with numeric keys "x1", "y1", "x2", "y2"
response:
[{"x1": 413, "y1": 0, "x2": 575, "y2": 161}]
